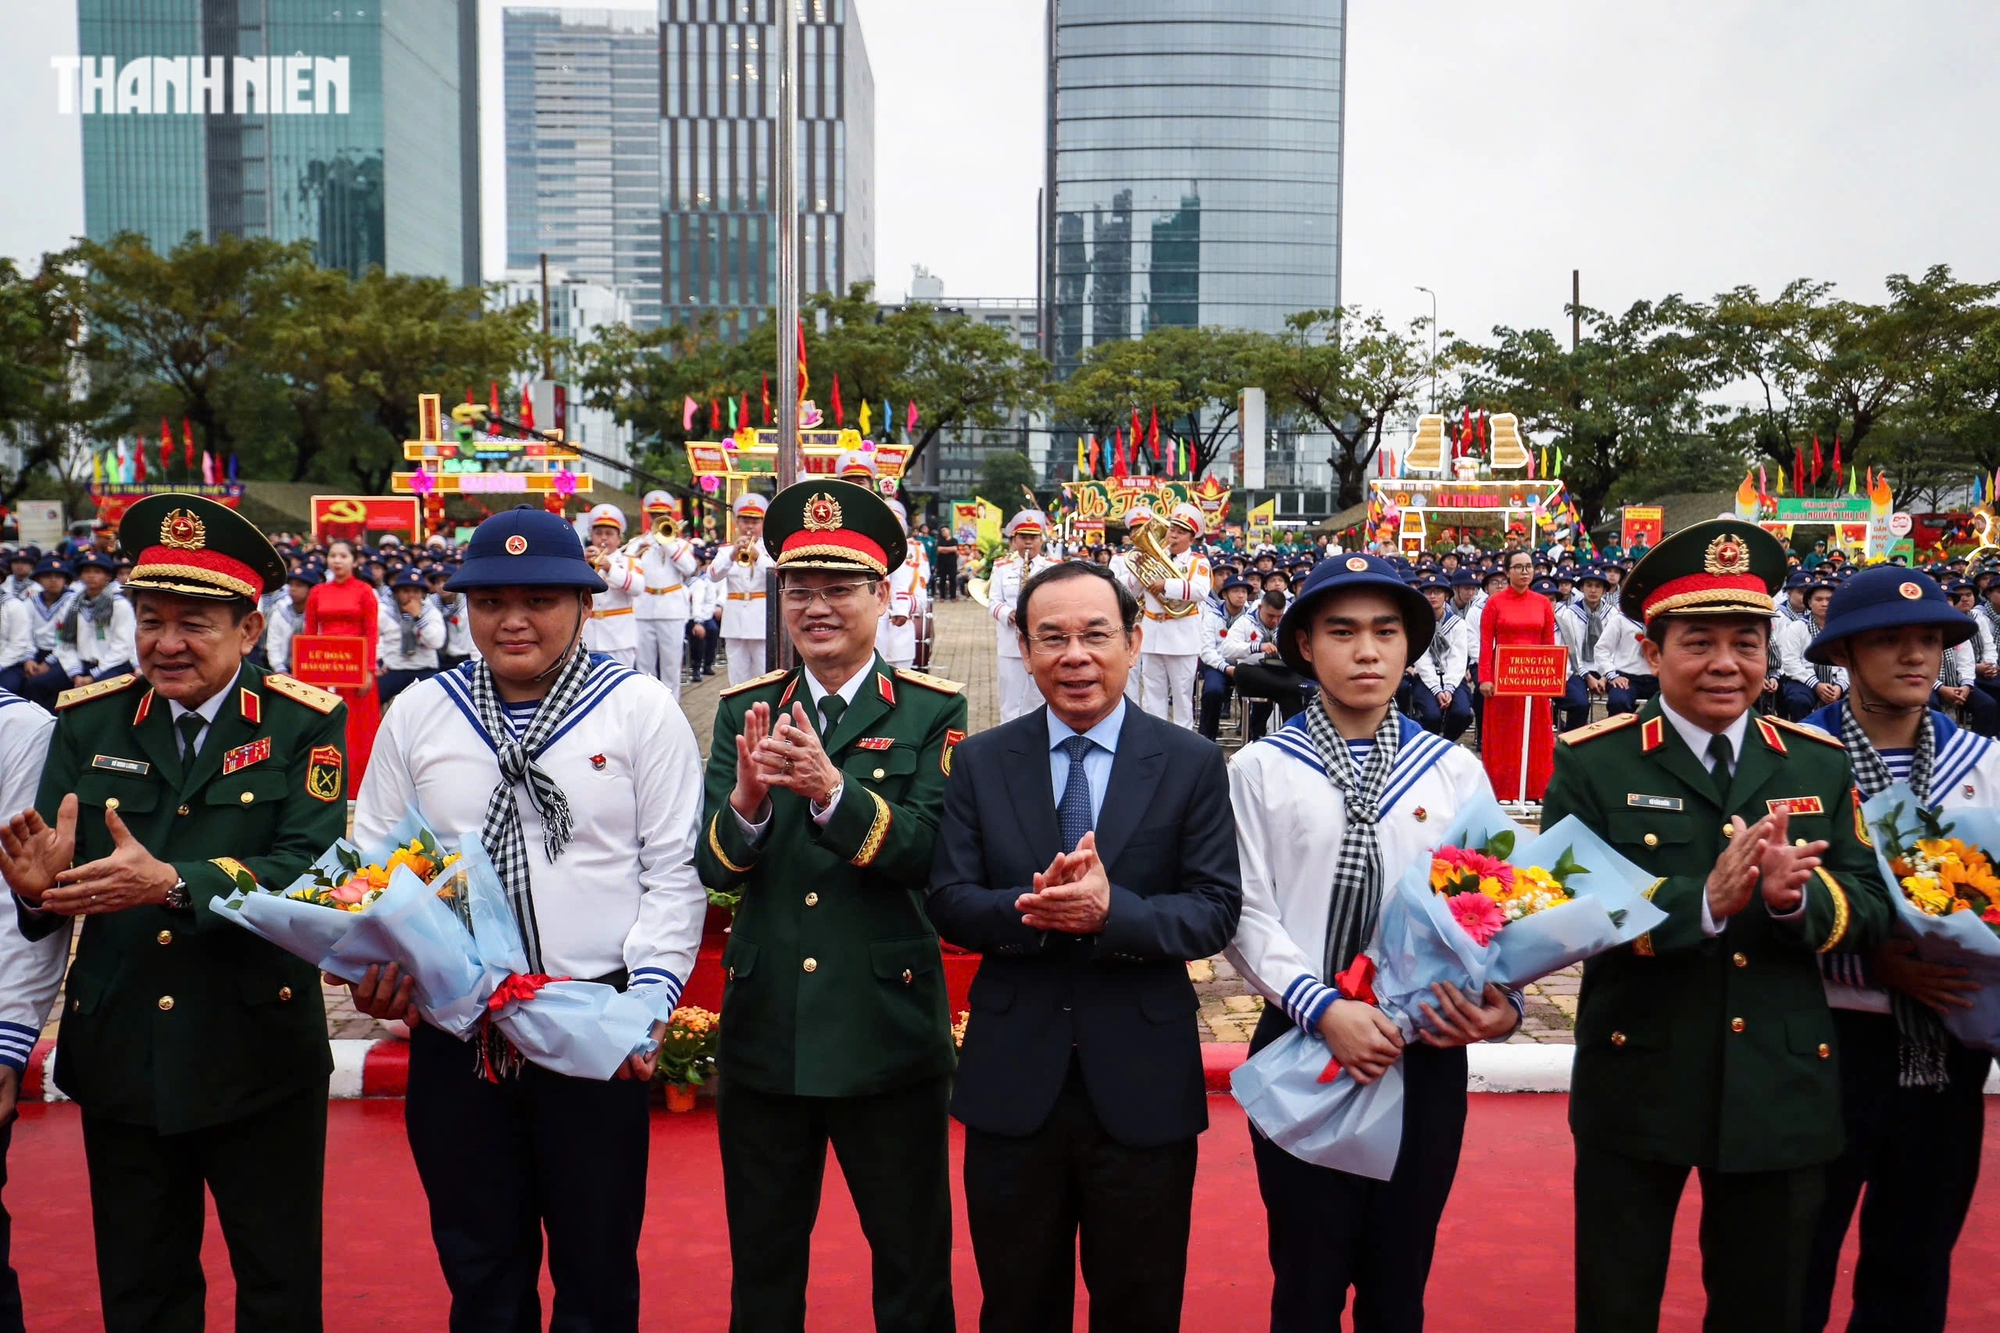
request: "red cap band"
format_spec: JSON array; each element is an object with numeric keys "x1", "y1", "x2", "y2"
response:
[{"x1": 129, "y1": 545, "x2": 262, "y2": 599}]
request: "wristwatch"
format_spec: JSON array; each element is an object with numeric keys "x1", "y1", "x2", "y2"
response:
[{"x1": 163, "y1": 877, "x2": 190, "y2": 911}]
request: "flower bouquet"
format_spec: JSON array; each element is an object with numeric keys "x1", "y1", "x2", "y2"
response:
[
  {"x1": 456, "y1": 834, "x2": 664, "y2": 1081},
  {"x1": 1233, "y1": 792, "x2": 1666, "y2": 1180},
  {"x1": 1862, "y1": 784, "x2": 2000, "y2": 1054},
  {"x1": 655, "y1": 1006, "x2": 720, "y2": 1110},
  {"x1": 210, "y1": 812, "x2": 495, "y2": 1037}
]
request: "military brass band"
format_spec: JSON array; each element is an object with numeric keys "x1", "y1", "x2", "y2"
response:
[{"x1": 3, "y1": 488, "x2": 1999, "y2": 1333}]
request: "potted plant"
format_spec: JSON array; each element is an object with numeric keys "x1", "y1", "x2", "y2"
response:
[{"x1": 655, "y1": 1005, "x2": 720, "y2": 1111}]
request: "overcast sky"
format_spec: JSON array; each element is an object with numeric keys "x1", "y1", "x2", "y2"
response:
[{"x1": 8, "y1": 1, "x2": 2000, "y2": 345}]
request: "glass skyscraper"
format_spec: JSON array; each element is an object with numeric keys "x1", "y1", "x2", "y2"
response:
[
  {"x1": 505, "y1": 8, "x2": 662, "y2": 328},
  {"x1": 659, "y1": 0, "x2": 874, "y2": 339},
  {"x1": 1044, "y1": 0, "x2": 1346, "y2": 376},
  {"x1": 77, "y1": 0, "x2": 481, "y2": 285}
]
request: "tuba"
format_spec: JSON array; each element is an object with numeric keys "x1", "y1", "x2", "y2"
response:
[{"x1": 1132, "y1": 518, "x2": 1197, "y2": 618}]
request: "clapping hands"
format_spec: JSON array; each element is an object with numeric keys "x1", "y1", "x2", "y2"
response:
[{"x1": 1016, "y1": 830, "x2": 1111, "y2": 934}]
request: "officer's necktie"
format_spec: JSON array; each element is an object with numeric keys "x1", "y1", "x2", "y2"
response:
[
  {"x1": 816, "y1": 693, "x2": 846, "y2": 738},
  {"x1": 176, "y1": 712, "x2": 207, "y2": 760},
  {"x1": 1706, "y1": 733, "x2": 1735, "y2": 802},
  {"x1": 1057, "y1": 734, "x2": 1094, "y2": 853}
]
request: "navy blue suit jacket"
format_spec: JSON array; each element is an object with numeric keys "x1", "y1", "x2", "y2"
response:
[{"x1": 927, "y1": 704, "x2": 1242, "y2": 1148}]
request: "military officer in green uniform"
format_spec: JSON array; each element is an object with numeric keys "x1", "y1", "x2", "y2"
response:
[
  {"x1": 0, "y1": 494, "x2": 347, "y2": 1333},
  {"x1": 698, "y1": 479, "x2": 968, "y2": 1333},
  {"x1": 1541, "y1": 518, "x2": 1893, "y2": 1333}
]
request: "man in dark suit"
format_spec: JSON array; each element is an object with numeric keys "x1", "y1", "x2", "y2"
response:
[{"x1": 929, "y1": 561, "x2": 1242, "y2": 1333}]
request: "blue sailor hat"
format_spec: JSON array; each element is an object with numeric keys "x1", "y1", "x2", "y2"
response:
[
  {"x1": 1531, "y1": 577, "x2": 1560, "y2": 597},
  {"x1": 1575, "y1": 566, "x2": 1611, "y2": 587},
  {"x1": 1220, "y1": 574, "x2": 1254, "y2": 593},
  {"x1": 1449, "y1": 569, "x2": 1480, "y2": 588},
  {"x1": 32, "y1": 556, "x2": 70, "y2": 579},
  {"x1": 286, "y1": 564, "x2": 319, "y2": 585},
  {"x1": 445, "y1": 505, "x2": 608, "y2": 593},
  {"x1": 1417, "y1": 573, "x2": 1451, "y2": 594},
  {"x1": 1276, "y1": 553, "x2": 1435, "y2": 675},
  {"x1": 76, "y1": 552, "x2": 119, "y2": 575},
  {"x1": 1805, "y1": 567, "x2": 1973, "y2": 664},
  {"x1": 390, "y1": 567, "x2": 429, "y2": 592}
]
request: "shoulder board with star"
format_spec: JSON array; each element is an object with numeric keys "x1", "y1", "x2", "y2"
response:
[
  {"x1": 1767, "y1": 715, "x2": 1846, "y2": 750},
  {"x1": 895, "y1": 668, "x2": 965, "y2": 696},
  {"x1": 1559, "y1": 712, "x2": 1639, "y2": 746},
  {"x1": 264, "y1": 674, "x2": 343, "y2": 715},
  {"x1": 719, "y1": 669, "x2": 788, "y2": 699},
  {"x1": 55, "y1": 673, "x2": 140, "y2": 711}
]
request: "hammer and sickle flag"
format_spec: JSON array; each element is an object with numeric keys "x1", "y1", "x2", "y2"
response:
[{"x1": 306, "y1": 744, "x2": 344, "y2": 802}]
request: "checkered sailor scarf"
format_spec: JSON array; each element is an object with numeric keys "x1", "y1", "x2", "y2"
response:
[
  {"x1": 1837, "y1": 702, "x2": 1951, "y2": 1090},
  {"x1": 468, "y1": 642, "x2": 595, "y2": 976},
  {"x1": 1302, "y1": 699, "x2": 1403, "y2": 982}
]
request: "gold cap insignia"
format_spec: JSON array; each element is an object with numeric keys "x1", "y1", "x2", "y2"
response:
[
  {"x1": 803, "y1": 492, "x2": 843, "y2": 533},
  {"x1": 1899, "y1": 581, "x2": 1923, "y2": 600},
  {"x1": 160, "y1": 509, "x2": 206, "y2": 551},
  {"x1": 1703, "y1": 533, "x2": 1748, "y2": 575}
]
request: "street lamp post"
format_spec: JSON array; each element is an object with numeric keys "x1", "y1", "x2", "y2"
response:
[
  {"x1": 1415, "y1": 285, "x2": 1438, "y2": 414},
  {"x1": 767, "y1": 0, "x2": 800, "y2": 667}
]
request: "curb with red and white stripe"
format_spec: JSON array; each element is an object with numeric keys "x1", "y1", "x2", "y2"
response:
[{"x1": 26, "y1": 1038, "x2": 2000, "y2": 1101}]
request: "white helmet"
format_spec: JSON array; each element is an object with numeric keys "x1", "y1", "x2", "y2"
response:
[{"x1": 586, "y1": 502, "x2": 626, "y2": 533}]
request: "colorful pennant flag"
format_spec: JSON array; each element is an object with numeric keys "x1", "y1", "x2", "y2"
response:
[
  {"x1": 859, "y1": 400, "x2": 872, "y2": 437},
  {"x1": 683, "y1": 396, "x2": 698, "y2": 431},
  {"x1": 831, "y1": 374, "x2": 844, "y2": 427}
]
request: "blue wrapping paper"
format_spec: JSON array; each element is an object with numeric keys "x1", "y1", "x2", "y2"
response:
[
  {"x1": 1231, "y1": 1027, "x2": 1407, "y2": 1180},
  {"x1": 209, "y1": 812, "x2": 494, "y2": 1037},
  {"x1": 1860, "y1": 785, "x2": 2000, "y2": 1054},
  {"x1": 457, "y1": 834, "x2": 659, "y2": 1080}
]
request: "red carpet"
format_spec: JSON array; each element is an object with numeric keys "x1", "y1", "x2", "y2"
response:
[{"x1": 12, "y1": 1096, "x2": 2000, "y2": 1330}]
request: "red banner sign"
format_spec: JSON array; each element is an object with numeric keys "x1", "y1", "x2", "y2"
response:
[
  {"x1": 1493, "y1": 645, "x2": 1569, "y2": 697},
  {"x1": 311, "y1": 495, "x2": 422, "y2": 545},
  {"x1": 1620, "y1": 506, "x2": 1664, "y2": 551},
  {"x1": 289, "y1": 635, "x2": 371, "y2": 688}
]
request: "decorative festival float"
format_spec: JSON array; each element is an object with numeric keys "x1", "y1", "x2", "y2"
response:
[
  {"x1": 683, "y1": 402, "x2": 908, "y2": 540},
  {"x1": 393, "y1": 393, "x2": 594, "y2": 535},
  {"x1": 1057, "y1": 475, "x2": 1232, "y2": 548},
  {"x1": 1368, "y1": 413, "x2": 1575, "y2": 553}
]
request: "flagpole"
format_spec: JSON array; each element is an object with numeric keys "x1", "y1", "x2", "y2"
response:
[{"x1": 769, "y1": 0, "x2": 799, "y2": 666}]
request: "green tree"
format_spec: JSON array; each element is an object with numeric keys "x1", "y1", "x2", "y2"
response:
[
  {"x1": 978, "y1": 449, "x2": 1038, "y2": 508},
  {"x1": 1051, "y1": 325, "x2": 1264, "y2": 479},
  {"x1": 0, "y1": 256, "x2": 113, "y2": 508},
  {"x1": 1456, "y1": 296, "x2": 1724, "y2": 531},
  {"x1": 889, "y1": 303, "x2": 1049, "y2": 476},
  {"x1": 1253, "y1": 309, "x2": 1439, "y2": 508}
]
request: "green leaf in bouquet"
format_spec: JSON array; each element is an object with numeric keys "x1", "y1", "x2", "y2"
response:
[
  {"x1": 231, "y1": 870, "x2": 259, "y2": 896},
  {"x1": 336, "y1": 846, "x2": 363, "y2": 873},
  {"x1": 1548, "y1": 847, "x2": 1589, "y2": 889},
  {"x1": 1486, "y1": 830, "x2": 1517, "y2": 862},
  {"x1": 1607, "y1": 908, "x2": 1627, "y2": 928},
  {"x1": 706, "y1": 887, "x2": 743, "y2": 912},
  {"x1": 1916, "y1": 805, "x2": 1957, "y2": 844}
]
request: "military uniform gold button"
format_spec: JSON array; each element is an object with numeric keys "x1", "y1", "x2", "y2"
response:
[
  {"x1": 177, "y1": 805, "x2": 190, "y2": 816},
  {"x1": 805, "y1": 892, "x2": 819, "y2": 906},
  {"x1": 802, "y1": 958, "x2": 818, "y2": 973},
  {"x1": 1643, "y1": 833, "x2": 1659, "y2": 847},
  {"x1": 1795, "y1": 838, "x2": 1808, "y2": 848},
  {"x1": 1817, "y1": 1042, "x2": 1831, "y2": 1058},
  {"x1": 1611, "y1": 1031, "x2": 1627, "y2": 1046},
  {"x1": 156, "y1": 930, "x2": 173, "y2": 945},
  {"x1": 278, "y1": 986, "x2": 292, "y2": 1002},
  {"x1": 872, "y1": 767, "x2": 885, "y2": 780},
  {"x1": 104, "y1": 797, "x2": 120, "y2": 812},
  {"x1": 239, "y1": 791, "x2": 254, "y2": 804},
  {"x1": 901, "y1": 969, "x2": 913, "y2": 984},
  {"x1": 1723, "y1": 822, "x2": 1735, "y2": 837},
  {"x1": 1730, "y1": 1017, "x2": 1746, "y2": 1033},
  {"x1": 157, "y1": 996, "x2": 174, "y2": 1011},
  {"x1": 1732, "y1": 952, "x2": 1747, "y2": 968}
]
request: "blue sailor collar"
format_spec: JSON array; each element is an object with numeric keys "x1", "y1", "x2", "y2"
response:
[
  {"x1": 434, "y1": 653, "x2": 643, "y2": 755},
  {"x1": 1258, "y1": 711, "x2": 1457, "y2": 813},
  {"x1": 1803, "y1": 700, "x2": 1992, "y2": 809}
]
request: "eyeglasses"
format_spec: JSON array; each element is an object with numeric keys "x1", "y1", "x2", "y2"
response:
[
  {"x1": 779, "y1": 581, "x2": 879, "y2": 611},
  {"x1": 1026, "y1": 630, "x2": 1124, "y2": 656}
]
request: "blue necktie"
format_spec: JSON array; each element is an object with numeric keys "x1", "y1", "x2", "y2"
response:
[{"x1": 1057, "y1": 734, "x2": 1094, "y2": 852}]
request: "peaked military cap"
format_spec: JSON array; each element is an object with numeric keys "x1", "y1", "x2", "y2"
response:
[
  {"x1": 1618, "y1": 518, "x2": 1785, "y2": 624},
  {"x1": 119, "y1": 493, "x2": 286, "y2": 601},
  {"x1": 762, "y1": 479, "x2": 907, "y2": 576}
]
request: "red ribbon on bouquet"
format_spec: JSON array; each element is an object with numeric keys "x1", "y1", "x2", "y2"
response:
[
  {"x1": 1317, "y1": 955, "x2": 1380, "y2": 1084},
  {"x1": 486, "y1": 972, "x2": 570, "y2": 1013}
]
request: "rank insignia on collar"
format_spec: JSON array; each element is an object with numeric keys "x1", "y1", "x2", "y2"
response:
[
  {"x1": 855, "y1": 737, "x2": 893, "y2": 751},
  {"x1": 305, "y1": 745, "x2": 343, "y2": 802},
  {"x1": 221, "y1": 737, "x2": 271, "y2": 776},
  {"x1": 240, "y1": 687, "x2": 261, "y2": 725},
  {"x1": 1767, "y1": 796, "x2": 1824, "y2": 817},
  {"x1": 1640, "y1": 716, "x2": 1665, "y2": 753},
  {"x1": 878, "y1": 673, "x2": 897, "y2": 705}
]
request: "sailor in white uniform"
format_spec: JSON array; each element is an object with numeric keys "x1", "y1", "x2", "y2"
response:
[
  {"x1": 627, "y1": 491, "x2": 700, "y2": 698},
  {"x1": 262, "y1": 565, "x2": 316, "y2": 675},
  {"x1": 1224, "y1": 554, "x2": 1518, "y2": 1331},
  {"x1": 988, "y1": 509, "x2": 1057, "y2": 722},
  {"x1": 1109, "y1": 505, "x2": 1155, "y2": 708},
  {"x1": 708, "y1": 492, "x2": 776, "y2": 686},
  {"x1": 430, "y1": 563, "x2": 477, "y2": 671},
  {"x1": 343, "y1": 507, "x2": 706, "y2": 1333},
  {"x1": 581, "y1": 502, "x2": 642, "y2": 669},
  {"x1": 1117, "y1": 502, "x2": 1212, "y2": 729},
  {"x1": 54, "y1": 554, "x2": 136, "y2": 686}
]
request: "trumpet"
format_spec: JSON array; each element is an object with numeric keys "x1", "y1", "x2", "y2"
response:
[
  {"x1": 735, "y1": 540, "x2": 761, "y2": 567},
  {"x1": 1132, "y1": 517, "x2": 1198, "y2": 618}
]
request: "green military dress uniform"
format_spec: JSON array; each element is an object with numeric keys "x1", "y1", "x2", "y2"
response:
[
  {"x1": 699, "y1": 478, "x2": 968, "y2": 1333},
  {"x1": 17, "y1": 494, "x2": 348, "y2": 1333},
  {"x1": 1540, "y1": 518, "x2": 1895, "y2": 1333}
]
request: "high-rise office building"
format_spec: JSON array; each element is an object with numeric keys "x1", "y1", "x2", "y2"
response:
[
  {"x1": 74, "y1": 0, "x2": 480, "y2": 285},
  {"x1": 504, "y1": 8, "x2": 662, "y2": 328},
  {"x1": 1043, "y1": 0, "x2": 1347, "y2": 376},
  {"x1": 659, "y1": 0, "x2": 874, "y2": 338}
]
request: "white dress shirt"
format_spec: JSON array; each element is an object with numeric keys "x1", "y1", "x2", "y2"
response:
[{"x1": 167, "y1": 668, "x2": 239, "y2": 758}]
